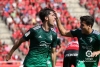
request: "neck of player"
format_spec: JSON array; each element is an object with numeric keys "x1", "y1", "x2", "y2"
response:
[
  {"x1": 42, "y1": 22, "x2": 50, "y2": 32},
  {"x1": 86, "y1": 28, "x2": 93, "y2": 35}
]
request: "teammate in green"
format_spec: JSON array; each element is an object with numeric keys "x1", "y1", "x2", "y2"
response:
[
  {"x1": 56, "y1": 15, "x2": 100, "y2": 67},
  {"x1": 6, "y1": 8, "x2": 57, "y2": 67}
]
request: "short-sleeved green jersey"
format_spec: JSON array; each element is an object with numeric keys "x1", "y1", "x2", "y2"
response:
[
  {"x1": 70, "y1": 28, "x2": 100, "y2": 67},
  {"x1": 23, "y1": 25, "x2": 57, "y2": 67}
]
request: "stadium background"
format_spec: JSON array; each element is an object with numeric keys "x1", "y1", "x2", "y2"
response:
[{"x1": 0, "y1": 0, "x2": 100, "y2": 67}]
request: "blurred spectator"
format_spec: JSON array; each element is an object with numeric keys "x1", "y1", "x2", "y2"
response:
[
  {"x1": 6, "y1": 15, "x2": 13, "y2": 27},
  {"x1": 79, "y1": 0, "x2": 100, "y2": 25}
]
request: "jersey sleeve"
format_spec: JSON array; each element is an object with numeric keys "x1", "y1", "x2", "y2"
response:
[
  {"x1": 57, "y1": 38, "x2": 61, "y2": 46},
  {"x1": 23, "y1": 28, "x2": 33, "y2": 41},
  {"x1": 97, "y1": 34, "x2": 100, "y2": 45},
  {"x1": 93, "y1": 30, "x2": 100, "y2": 45},
  {"x1": 51, "y1": 33, "x2": 57, "y2": 48},
  {"x1": 70, "y1": 28, "x2": 81, "y2": 37}
]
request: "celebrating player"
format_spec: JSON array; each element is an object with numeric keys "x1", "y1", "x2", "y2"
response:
[
  {"x1": 6, "y1": 8, "x2": 57, "y2": 67},
  {"x1": 56, "y1": 15, "x2": 100, "y2": 67}
]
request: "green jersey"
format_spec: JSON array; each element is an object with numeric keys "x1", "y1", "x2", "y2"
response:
[
  {"x1": 70, "y1": 28, "x2": 100, "y2": 67},
  {"x1": 23, "y1": 25, "x2": 57, "y2": 67}
]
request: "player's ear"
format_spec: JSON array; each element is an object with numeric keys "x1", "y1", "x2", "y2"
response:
[
  {"x1": 45, "y1": 16, "x2": 48, "y2": 21},
  {"x1": 88, "y1": 25, "x2": 92, "y2": 28}
]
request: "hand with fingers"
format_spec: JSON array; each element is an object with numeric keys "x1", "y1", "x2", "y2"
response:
[
  {"x1": 91, "y1": 51, "x2": 100, "y2": 57},
  {"x1": 54, "y1": 12, "x2": 58, "y2": 20}
]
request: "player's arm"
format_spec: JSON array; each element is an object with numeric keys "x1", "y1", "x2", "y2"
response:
[
  {"x1": 55, "y1": 13, "x2": 80, "y2": 38},
  {"x1": 92, "y1": 33, "x2": 100, "y2": 57},
  {"x1": 55, "y1": 13, "x2": 73, "y2": 37},
  {"x1": 56, "y1": 46, "x2": 64, "y2": 56},
  {"x1": 6, "y1": 38, "x2": 26, "y2": 61},
  {"x1": 6, "y1": 29, "x2": 32, "y2": 61},
  {"x1": 51, "y1": 48, "x2": 56, "y2": 67},
  {"x1": 56, "y1": 38, "x2": 64, "y2": 56},
  {"x1": 51, "y1": 31, "x2": 57, "y2": 67}
]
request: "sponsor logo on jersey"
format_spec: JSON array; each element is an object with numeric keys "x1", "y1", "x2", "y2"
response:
[
  {"x1": 89, "y1": 37, "x2": 93, "y2": 43},
  {"x1": 79, "y1": 37, "x2": 82, "y2": 40},
  {"x1": 86, "y1": 50, "x2": 92, "y2": 57},
  {"x1": 38, "y1": 35, "x2": 42, "y2": 38},
  {"x1": 39, "y1": 41, "x2": 51, "y2": 47},
  {"x1": 85, "y1": 50, "x2": 96, "y2": 62},
  {"x1": 49, "y1": 35, "x2": 52, "y2": 40},
  {"x1": 82, "y1": 46, "x2": 93, "y2": 50}
]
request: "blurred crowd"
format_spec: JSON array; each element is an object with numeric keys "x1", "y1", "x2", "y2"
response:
[
  {"x1": 79, "y1": 0, "x2": 100, "y2": 25},
  {"x1": 0, "y1": 39, "x2": 21, "y2": 61}
]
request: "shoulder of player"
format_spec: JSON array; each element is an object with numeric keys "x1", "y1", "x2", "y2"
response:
[
  {"x1": 32, "y1": 25, "x2": 41, "y2": 30},
  {"x1": 51, "y1": 28, "x2": 57, "y2": 34},
  {"x1": 92, "y1": 30, "x2": 100, "y2": 36},
  {"x1": 71, "y1": 28, "x2": 81, "y2": 32},
  {"x1": 76, "y1": 28, "x2": 81, "y2": 31},
  {"x1": 51, "y1": 28, "x2": 57, "y2": 37}
]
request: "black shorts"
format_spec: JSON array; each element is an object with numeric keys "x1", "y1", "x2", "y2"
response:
[{"x1": 63, "y1": 50, "x2": 78, "y2": 67}]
